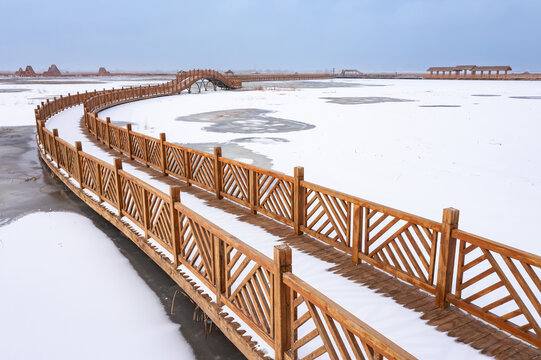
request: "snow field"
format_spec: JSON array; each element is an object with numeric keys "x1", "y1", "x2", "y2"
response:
[{"x1": 0, "y1": 212, "x2": 195, "y2": 360}]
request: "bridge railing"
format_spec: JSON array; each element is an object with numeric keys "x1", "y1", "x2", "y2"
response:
[
  {"x1": 34, "y1": 69, "x2": 541, "y2": 349},
  {"x1": 35, "y1": 85, "x2": 415, "y2": 359}
]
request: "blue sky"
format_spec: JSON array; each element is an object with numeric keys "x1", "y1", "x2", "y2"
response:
[{"x1": 2, "y1": 0, "x2": 540, "y2": 73}]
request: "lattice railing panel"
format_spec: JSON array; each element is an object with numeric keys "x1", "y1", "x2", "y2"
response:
[
  {"x1": 221, "y1": 162, "x2": 249, "y2": 204},
  {"x1": 100, "y1": 165, "x2": 117, "y2": 205},
  {"x1": 165, "y1": 144, "x2": 186, "y2": 177},
  {"x1": 120, "y1": 175, "x2": 145, "y2": 226},
  {"x1": 131, "y1": 134, "x2": 145, "y2": 161},
  {"x1": 190, "y1": 152, "x2": 215, "y2": 190},
  {"x1": 453, "y1": 236, "x2": 541, "y2": 341},
  {"x1": 97, "y1": 120, "x2": 107, "y2": 141},
  {"x1": 179, "y1": 213, "x2": 215, "y2": 287},
  {"x1": 109, "y1": 127, "x2": 121, "y2": 150},
  {"x1": 146, "y1": 138, "x2": 162, "y2": 168},
  {"x1": 225, "y1": 242, "x2": 273, "y2": 340},
  {"x1": 80, "y1": 155, "x2": 99, "y2": 193},
  {"x1": 257, "y1": 173, "x2": 293, "y2": 223},
  {"x1": 303, "y1": 186, "x2": 352, "y2": 251},
  {"x1": 366, "y1": 208, "x2": 440, "y2": 288},
  {"x1": 56, "y1": 141, "x2": 77, "y2": 177},
  {"x1": 291, "y1": 293, "x2": 395, "y2": 360},
  {"x1": 119, "y1": 129, "x2": 129, "y2": 154},
  {"x1": 147, "y1": 192, "x2": 172, "y2": 251}
]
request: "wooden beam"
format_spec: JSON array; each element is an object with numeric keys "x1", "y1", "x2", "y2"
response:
[
  {"x1": 436, "y1": 208, "x2": 460, "y2": 307},
  {"x1": 274, "y1": 245, "x2": 293, "y2": 360}
]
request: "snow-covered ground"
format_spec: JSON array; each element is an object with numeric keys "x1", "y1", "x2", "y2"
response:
[
  {"x1": 0, "y1": 212, "x2": 195, "y2": 360},
  {"x1": 100, "y1": 79, "x2": 541, "y2": 254},
  {"x1": 0, "y1": 76, "x2": 172, "y2": 127},
  {"x1": 3, "y1": 77, "x2": 539, "y2": 358}
]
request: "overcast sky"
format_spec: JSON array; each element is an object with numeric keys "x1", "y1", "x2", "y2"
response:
[{"x1": 2, "y1": 0, "x2": 540, "y2": 73}]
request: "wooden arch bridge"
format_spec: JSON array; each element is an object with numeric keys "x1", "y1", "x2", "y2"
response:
[{"x1": 33, "y1": 69, "x2": 541, "y2": 359}]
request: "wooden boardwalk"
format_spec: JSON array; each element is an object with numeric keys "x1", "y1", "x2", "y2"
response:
[
  {"x1": 34, "y1": 70, "x2": 541, "y2": 358},
  {"x1": 81, "y1": 125, "x2": 541, "y2": 359}
]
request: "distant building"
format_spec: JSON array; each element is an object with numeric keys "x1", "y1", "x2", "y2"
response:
[
  {"x1": 426, "y1": 65, "x2": 511, "y2": 78},
  {"x1": 15, "y1": 65, "x2": 36, "y2": 76},
  {"x1": 43, "y1": 64, "x2": 62, "y2": 76},
  {"x1": 97, "y1": 67, "x2": 111, "y2": 76},
  {"x1": 225, "y1": 70, "x2": 234, "y2": 75},
  {"x1": 340, "y1": 69, "x2": 363, "y2": 76}
]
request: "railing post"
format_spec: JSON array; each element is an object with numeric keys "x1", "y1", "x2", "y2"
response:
[
  {"x1": 106, "y1": 117, "x2": 111, "y2": 148},
  {"x1": 126, "y1": 123, "x2": 133, "y2": 160},
  {"x1": 159, "y1": 133, "x2": 167, "y2": 176},
  {"x1": 351, "y1": 204, "x2": 363, "y2": 264},
  {"x1": 214, "y1": 146, "x2": 222, "y2": 199},
  {"x1": 52, "y1": 128, "x2": 59, "y2": 166},
  {"x1": 114, "y1": 158, "x2": 123, "y2": 215},
  {"x1": 293, "y1": 167, "x2": 304, "y2": 235},
  {"x1": 183, "y1": 150, "x2": 191, "y2": 186},
  {"x1": 93, "y1": 113, "x2": 99, "y2": 140},
  {"x1": 274, "y1": 245, "x2": 292, "y2": 360},
  {"x1": 214, "y1": 234, "x2": 226, "y2": 306},
  {"x1": 74, "y1": 141, "x2": 83, "y2": 187},
  {"x1": 249, "y1": 169, "x2": 258, "y2": 214},
  {"x1": 435, "y1": 208, "x2": 460, "y2": 308},
  {"x1": 170, "y1": 186, "x2": 181, "y2": 267},
  {"x1": 143, "y1": 137, "x2": 149, "y2": 167},
  {"x1": 142, "y1": 188, "x2": 150, "y2": 239},
  {"x1": 96, "y1": 163, "x2": 103, "y2": 203}
]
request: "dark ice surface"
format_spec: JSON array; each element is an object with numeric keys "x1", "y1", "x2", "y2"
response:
[
  {"x1": 509, "y1": 96, "x2": 541, "y2": 100},
  {"x1": 176, "y1": 108, "x2": 315, "y2": 134},
  {"x1": 0, "y1": 88, "x2": 30, "y2": 93},
  {"x1": 321, "y1": 96, "x2": 415, "y2": 105},
  {"x1": 418, "y1": 105, "x2": 461, "y2": 108}
]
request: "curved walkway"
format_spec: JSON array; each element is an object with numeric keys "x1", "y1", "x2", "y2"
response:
[{"x1": 43, "y1": 99, "x2": 541, "y2": 359}]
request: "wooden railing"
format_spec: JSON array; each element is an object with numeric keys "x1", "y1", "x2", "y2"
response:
[
  {"x1": 44, "y1": 68, "x2": 539, "y2": 349},
  {"x1": 34, "y1": 70, "x2": 416, "y2": 359},
  {"x1": 226, "y1": 73, "x2": 335, "y2": 82}
]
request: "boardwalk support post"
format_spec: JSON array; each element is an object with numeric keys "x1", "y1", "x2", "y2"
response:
[
  {"x1": 249, "y1": 170, "x2": 257, "y2": 214},
  {"x1": 436, "y1": 208, "x2": 460, "y2": 308},
  {"x1": 184, "y1": 151, "x2": 191, "y2": 186},
  {"x1": 126, "y1": 124, "x2": 133, "y2": 160},
  {"x1": 52, "y1": 128, "x2": 59, "y2": 166},
  {"x1": 274, "y1": 245, "x2": 292, "y2": 360},
  {"x1": 214, "y1": 146, "x2": 222, "y2": 199},
  {"x1": 160, "y1": 133, "x2": 167, "y2": 176},
  {"x1": 75, "y1": 141, "x2": 83, "y2": 187},
  {"x1": 352, "y1": 204, "x2": 363, "y2": 264},
  {"x1": 106, "y1": 117, "x2": 111, "y2": 148},
  {"x1": 170, "y1": 186, "x2": 181, "y2": 267},
  {"x1": 214, "y1": 235, "x2": 226, "y2": 306},
  {"x1": 114, "y1": 158, "x2": 123, "y2": 215},
  {"x1": 293, "y1": 166, "x2": 304, "y2": 235}
]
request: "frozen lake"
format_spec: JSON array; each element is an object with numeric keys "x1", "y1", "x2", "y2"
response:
[{"x1": 100, "y1": 78, "x2": 541, "y2": 254}]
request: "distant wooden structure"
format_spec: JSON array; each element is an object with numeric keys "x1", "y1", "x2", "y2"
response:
[
  {"x1": 425, "y1": 65, "x2": 512, "y2": 79},
  {"x1": 15, "y1": 65, "x2": 36, "y2": 76},
  {"x1": 43, "y1": 64, "x2": 62, "y2": 76},
  {"x1": 97, "y1": 67, "x2": 111, "y2": 76}
]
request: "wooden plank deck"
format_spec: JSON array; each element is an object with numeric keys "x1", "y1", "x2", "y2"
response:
[{"x1": 81, "y1": 125, "x2": 541, "y2": 359}]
